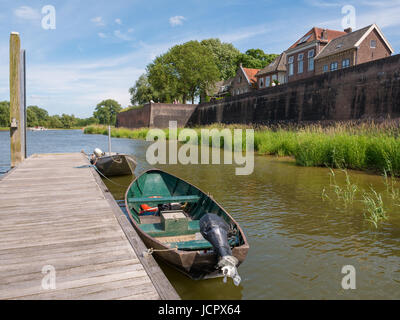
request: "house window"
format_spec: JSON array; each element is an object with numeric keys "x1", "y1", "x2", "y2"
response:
[
  {"x1": 370, "y1": 40, "x2": 377, "y2": 48},
  {"x1": 259, "y1": 77, "x2": 264, "y2": 88},
  {"x1": 265, "y1": 77, "x2": 271, "y2": 87},
  {"x1": 330, "y1": 62, "x2": 338, "y2": 71},
  {"x1": 288, "y1": 56, "x2": 294, "y2": 76},
  {"x1": 298, "y1": 53, "x2": 304, "y2": 74},
  {"x1": 323, "y1": 65, "x2": 329, "y2": 73},
  {"x1": 342, "y1": 59, "x2": 350, "y2": 68},
  {"x1": 308, "y1": 49, "x2": 315, "y2": 71}
]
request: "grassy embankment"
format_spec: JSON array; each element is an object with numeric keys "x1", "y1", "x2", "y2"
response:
[{"x1": 84, "y1": 121, "x2": 400, "y2": 176}]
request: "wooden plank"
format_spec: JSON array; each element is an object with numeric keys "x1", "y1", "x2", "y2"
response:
[
  {"x1": 0, "y1": 153, "x2": 175, "y2": 300},
  {"x1": 88, "y1": 161, "x2": 180, "y2": 300}
]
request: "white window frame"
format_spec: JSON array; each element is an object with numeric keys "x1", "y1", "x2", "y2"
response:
[
  {"x1": 370, "y1": 39, "x2": 377, "y2": 48},
  {"x1": 259, "y1": 77, "x2": 264, "y2": 88},
  {"x1": 323, "y1": 64, "x2": 328, "y2": 73},
  {"x1": 330, "y1": 62, "x2": 338, "y2": 71},
  {"x1": 288, "y1": 56, "x2": 294, "y2": 76},
  {"x1": 308, "y1": 49, "x2": 315, "y2": 71},
  {"x1": 298, "y1": 53, "x2": 304, "y2": 74},
  {"x1": 342, "y1": 59, "x2": 350, "y2": 68}
]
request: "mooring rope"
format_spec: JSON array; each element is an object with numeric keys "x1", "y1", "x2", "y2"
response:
[
  {"x1": 74, "y1": 164, "x2": 129, "y2": 188},
  {"x1": 143, "y1": 247, "x2": 179, "y2": 257}
]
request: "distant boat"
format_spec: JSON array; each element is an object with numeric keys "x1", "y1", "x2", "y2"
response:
[
  {"x1": 29, "y1": 126, "x2": 48, "y2": 131},
  {"x1": 90, "y1": 150, "x2": 137, "y2": 177},
  {"x1": 124, "y1": 169, "x2": 249, "y2": 283}
]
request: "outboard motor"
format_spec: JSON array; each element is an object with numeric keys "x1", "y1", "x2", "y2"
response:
[
  {"x1": 93, "y1": 148, "x2": 104, "y2": 158},
  {"x1": 199, "y1": 213, "x2": 241, "y2": 286}
]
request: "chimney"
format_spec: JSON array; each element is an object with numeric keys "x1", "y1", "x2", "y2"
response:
[
  {"x1": 344, "y1": 27, "x2": 352, "y2": 33},
  {"x1": 322, "y1": 29, "x2": 327, "y2": 40}
]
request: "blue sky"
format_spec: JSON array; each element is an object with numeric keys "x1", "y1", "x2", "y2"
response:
[{"x1": 1, "y1": 0, "x2": 400, "y2": 117}]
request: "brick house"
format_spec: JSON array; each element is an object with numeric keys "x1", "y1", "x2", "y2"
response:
[
  {"x1": 230, "y1": 64, "x2": 260, "y2": 96},
  {"x1": 314, "y1": 24, "x2": 394, "y2": 75},
  {"x1": 285, "y1": 27, "x2": 347, "y2": 82},
  {"x1": 255, "y1": 52, "x2": 287, "y2": 88}
]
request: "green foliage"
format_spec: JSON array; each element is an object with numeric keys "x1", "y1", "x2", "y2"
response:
[
  {"x1": 0, "y1": 100, "x2": 100, "y2": 129},
  {"x1": 238, "y1": 49, "x2": 278, "y2": 69},
  {"x1": 93, "y1": 99, "x2": 122, "y2": 125},
  {"x1": 0, "y1": 101, "x2": 10, "y2": 127},
  {"x1": 129, "y1": 74, "x2": 159, "y2": 105},
  {"x1": 200, "y1": 38, "x2": 241, "y2": 80},
  {"x1": 147, "y1": 40, "x2": 220, "y2": 104}
]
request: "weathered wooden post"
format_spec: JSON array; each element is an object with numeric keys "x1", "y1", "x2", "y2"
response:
[
  {"x1": 9, "y1": 32, "x2": 24, "y2": 167},
  {"x1": 20, "y1": 49, "x2": 27, "y2": 159}
]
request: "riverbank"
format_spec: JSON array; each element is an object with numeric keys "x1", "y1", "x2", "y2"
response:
[{"x1": 84, "y1": 121, "x2": 400, "y2": 176}]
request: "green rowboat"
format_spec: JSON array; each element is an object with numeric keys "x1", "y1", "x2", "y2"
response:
[{"x1": 125, "y1": 169, "x2": 249, "y2": 281}]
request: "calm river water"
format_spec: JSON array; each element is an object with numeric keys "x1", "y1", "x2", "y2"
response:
[{"x1": 1, "y1": 129, "x2": 399, "y2": 299}]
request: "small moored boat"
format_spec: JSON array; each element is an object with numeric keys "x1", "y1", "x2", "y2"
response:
[
  {"x1": 125, "y1": 169, "x2": 249, "y2": 284},
  {"x1": 90, "y1": 150, "x2": 137, "y2": 177}
]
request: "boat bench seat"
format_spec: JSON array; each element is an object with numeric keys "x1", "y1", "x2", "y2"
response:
[
  {"x1": 139, "y1": 220, "x2": 200, "y2": 238},
  {"x1": 128, "y1": 195, "x2": 200, "y2": 205},
  {"x1": 166, "y1": 238, "x2": 238, "y2": 251}
]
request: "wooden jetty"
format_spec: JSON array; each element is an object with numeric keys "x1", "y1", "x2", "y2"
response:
[{"x1": 0, "y1": 153, "x2": 180, "y2": 300}]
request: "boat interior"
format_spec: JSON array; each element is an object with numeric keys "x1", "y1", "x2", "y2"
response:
[{"x1": 126, "y1": 170, "x2": 243, "y2": 251}]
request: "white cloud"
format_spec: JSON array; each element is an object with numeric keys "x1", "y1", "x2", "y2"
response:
[
  {"x1": 114, "y1": 30, "x2": 132, "y2": 41},
  {"x1": 115, "y1": 18, "x2": 122, "y2": 25},
  {"x1": 91, "y1": 16, "x2": 105, "y2": 26},
  {"x1": 98, "y1": 32, "x2": 107, "y2": 38},
  {"x1": 14, "y1": 6, "x2": 41, "y2": 20},
  {"x1": 169, "y1": 16, "x2": 186, "y2": 27}
]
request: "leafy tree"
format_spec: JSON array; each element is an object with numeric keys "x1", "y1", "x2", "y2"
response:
[
  {"x1": 0, "y1": 101, "x2": 10, "y2": 127},
  {"x1": 129, "y1": 74, "x2": 159, "y2": 105},
  {"x1": 27, "y1": 107, "x2": 39, "y2": 127},
  {"x1": 238, "y1": 49, "x2": 278, "y2": 69},
  {"x1": 148, "y1": 41, "x2": 220, "y2": 104},
  {"x1": 200, "y1": 38, "x2": 241, "y2": 80},
  {"x1": 60, "y1": 114, "x2": 76, "y2": 129},
  {"x1": 27, "y1": 106, "x2": 49, "y2": 126},
  {"x1": 47, "y1": 115, "x2": 63, "y2": 128},
  {"x1": 93, "y1": 99, "x2": 122, "y2": 125}
]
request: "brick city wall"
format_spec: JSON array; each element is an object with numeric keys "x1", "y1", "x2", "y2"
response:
[
  {"x1": 116, "y1": 103, "x2": 198, "y2": 129},
  {"x1": 187, "y1": 54, "x2": 400, "y2": 126}
]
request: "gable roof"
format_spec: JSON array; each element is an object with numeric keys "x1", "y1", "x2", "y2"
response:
[
  {"x1": 256, "y1": 52, "x2": 287, "y2": 77},
  {"x1": 315, "y1": 24, "x2": 394, "y2": 60},
  {"x1": 242, "y1": 66, "x2": 260, "y2": 84},
  {"x1": 288, "y1": 27, "x2": 347, "y2": 51}
]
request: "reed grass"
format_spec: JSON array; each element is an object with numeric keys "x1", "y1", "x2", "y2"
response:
[
  {"x1": 84, "y1": 120, "x2": 400, "y2": 176},
  {"x1": 362, "y1": 189, "x2": 387, "y2": 228}
]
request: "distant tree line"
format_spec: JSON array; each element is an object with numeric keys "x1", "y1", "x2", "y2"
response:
[
  {"x1": 129, "y1": 38, "x2": 278, "y2": 105},
  {"x1": 0, "y1": 100, "x2": 124, "y2": 128}
]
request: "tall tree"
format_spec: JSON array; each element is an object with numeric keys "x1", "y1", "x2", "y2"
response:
[
  {"x1": 129, "y1": 74, "x2": 159, "y2": 105},
  {"x1": 200, "y1": 38, "x2": 241, "y2": 80},
  {"x1": 93, "y1": 99, "x2": 122, "y2": 125},
  {"x1": 148, "y1": 40, "x2": 220, "y2": 104}
]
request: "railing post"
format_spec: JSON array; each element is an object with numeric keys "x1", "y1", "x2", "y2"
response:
[{"x1": 10, "y1": 32, "x2": 22, "y2": 167}]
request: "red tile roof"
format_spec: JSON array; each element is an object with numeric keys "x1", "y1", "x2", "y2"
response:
[
  {"x1": 243, "y1": 67, "x2": 260, "y2": 84},
  {"x1": 288, "y1": 27, "x2": 347, "y2": 50}
]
